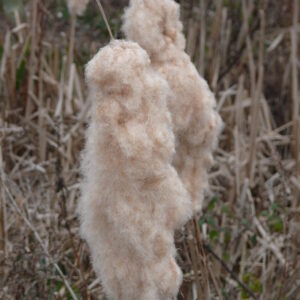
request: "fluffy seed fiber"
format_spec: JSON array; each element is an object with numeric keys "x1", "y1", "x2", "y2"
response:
[
  {"x1": 79, "y1": 40, "x2": 192, "y2": 300},
  {"x1": 123, "y1": 0, "x2": 223, "y2": 212}
]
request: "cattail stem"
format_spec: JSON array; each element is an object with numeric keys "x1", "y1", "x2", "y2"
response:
[
  {"x1": 0, "y1": 192, "x2": 6, "y2": 254},
  {"x1": 25, "y1": 0, "x2": 38, "y2": 119},
  {"x1": 94, "y1": 0, "x2": 114, "y2": 40},
  {"x1": 68, "y1": 12, "x2": 76, "y2": 77},
  {"x1": 291, "y1": 0, "x2": 299, "y2": 178},
  {"x1": 248, "y1": 9, "x2": 265, "y2": 185}
]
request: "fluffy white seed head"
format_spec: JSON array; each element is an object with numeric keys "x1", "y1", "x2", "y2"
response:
[
  {"x1": 122, "y1": 0, "x2": 223, "y2": 212},
  {"x1": 122, "y1": 0, "x2": 186, "y2": 58},
  {"x1": 80, "y1": 40, "x2": 192, "y2": 300}
]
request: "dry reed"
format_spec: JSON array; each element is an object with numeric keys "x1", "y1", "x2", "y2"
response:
[{"x1": 0, "y1": 0, "x2": 299, "y2": 299}]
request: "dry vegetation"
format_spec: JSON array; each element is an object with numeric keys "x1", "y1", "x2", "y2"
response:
[{"x1": 0, "y1": 0, "x2": 300, "y2": 299}]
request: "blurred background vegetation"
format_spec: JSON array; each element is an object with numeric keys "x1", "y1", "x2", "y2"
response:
[{"x1": 0, "y1": 0, "x2": 299, "y2": 299}]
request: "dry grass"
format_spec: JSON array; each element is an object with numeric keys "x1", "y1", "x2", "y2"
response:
[{"x1": 0, "y1": 0, "x2": 300, "y2": 299}]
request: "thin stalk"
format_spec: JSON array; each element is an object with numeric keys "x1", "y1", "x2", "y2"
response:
[
  {"x1": 198, "y1": 0, "x2": 206, "y2": 75},
  {"x1": 187, "y1": 223, "x2": 204, "y2": 300},
  {"x1": 25, "y1": 0, "x2": 38, "y2": 119},
  {"x1": 248, "y1": 10, "x2": 265, "y2": 185},
  {"x1": 291, "y1": 0, "x2": 299, "y2": 178},
  {"x1": 95, "y1": 0, "x2": 114, "y2": 40},
  {"x1": 68, "y1": 12, "x2": 76, "y2": 78}
]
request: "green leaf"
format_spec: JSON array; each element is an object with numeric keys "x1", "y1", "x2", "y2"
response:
[
  {"x1": 55, "y1": 280, "x2": 64, "y2": 292},
  {"x1": 206, "y1": 216, "x2": 216, "y2": 227},
  {"x1": 223, "y1": 0, "x2": 230, "y2": 7},
  {"x1": 221, "y1": 205, "x2": 232, "y2": 217},
  {"x1": 40, "y1": 257, "x2": 47, "y2": 267},
  {"x1": 54, "y1": 280, "x2": 80, "y2": 300},
  {"x1": 223, "y1": 251, "x2": 230, "y2": 262},
  {"x1": 0, "y1": 46, "x2": 3, "y2": 64},
  {"x1": 242, "y1": 273, "x2": 250, "y2": 283},
  {"x1": 241, "y1": 290, "x2": 249, "y2": 299},
  {"x1": 222, "y1": 289, "x2": 230, "y2": 300},
  {"x1": 241, "y1": 273, "x2": 262, "y2": 296},
  {"x1": 260, "y1": 210, "x2": 268, "y2": 217},
  {"x1": 67, "y1": 285, "x2": 80, "y2": 300},
  {"x1": 224, "y1": 230, "x2": 231, "y2": 244},
  {"x1": 16, "y1": 60, "x2": 26, "y2": 91},
  {"x1": 249, "y1": 277, "x2": 262, "y2": 293},
  {"x1": 198, "y1": 216, "x2": 206, "y2": 229},
  {"x1": 250, "y1": 234, "x2": 257, "y2": 245},
  {"x1": 273, "y1": 218, "x2": 283, "y2": 232},
  {"x1": 268, "y1": 215, "x2": 283, "y2": 233},
  {"x1": 209, "y1": 229, "x2": 219, "y2": 241},
  {"x1": 271, "y1": 202, "x2": 279, "y2": 212},
  {"x1": 207, "y1": 196, "x2": 218, "y2": 211}
]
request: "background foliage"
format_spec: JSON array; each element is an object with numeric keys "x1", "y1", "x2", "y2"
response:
[{"x1": 0, "y1": 0, "x2": 299, "y2": 299}]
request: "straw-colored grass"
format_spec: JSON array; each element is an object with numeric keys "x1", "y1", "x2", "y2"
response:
[{"x1": 0, "y1": 0, "x2": 299, "y2": 299}]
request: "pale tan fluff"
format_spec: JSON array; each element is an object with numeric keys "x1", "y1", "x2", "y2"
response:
[
  {"x1": 79, "y1": 40, "x2": 192, "y2": 300},
  {"x1": 122, "y1": 0, "x2": 223, "y2": 212},
  {"x1": 67, "y1": 0, "x2": 89, "y2": 16}
]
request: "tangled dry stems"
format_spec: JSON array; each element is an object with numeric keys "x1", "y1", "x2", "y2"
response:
[{"x1": 0, "y1": 0, "x2": 299, "y2": 299}]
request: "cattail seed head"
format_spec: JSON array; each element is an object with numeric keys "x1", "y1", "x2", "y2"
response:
[
  {"x1": 79, "y1": 40, "x2": 192, "y2": 300},
  {"x1": 123, "y1": 0, "x2": 223, "y2": 212}
]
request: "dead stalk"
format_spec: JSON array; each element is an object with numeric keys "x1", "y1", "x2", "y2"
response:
[
  {"x1": 95, "y1": 0, "x2": 114, "y2": 40},
  {"x1": 248, "y1": 9, "x2": 265, "y2": 185},
  {"x1": 25, "y1": 0, "x2": 38, "y2": 119},
  {"x1": 187, "y1": 225, "x2": 204, "y2": 300},
  {"x1": 291, "y1": 0, "x2": 299, "y2": 180}
]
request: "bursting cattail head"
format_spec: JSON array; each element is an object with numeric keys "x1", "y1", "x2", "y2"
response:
[
  {"x1": 67, "y1": 0, "x2": 89, "y2": 16},
  {"x1": 86, "y1": 40, "x2": 151, "y2": 97},
  {"x1": 80, "y1": 40, "x2": 192, "y2": 300},
  {"x1": 122, "y1": 0, "x2": 223, "y2": 212},
  {"x1": 85, "y1": 39, "x2": 175, "y2": 161},
  {"x1": 122, "y1": 0, "x2": 186, "y2": 58}
]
